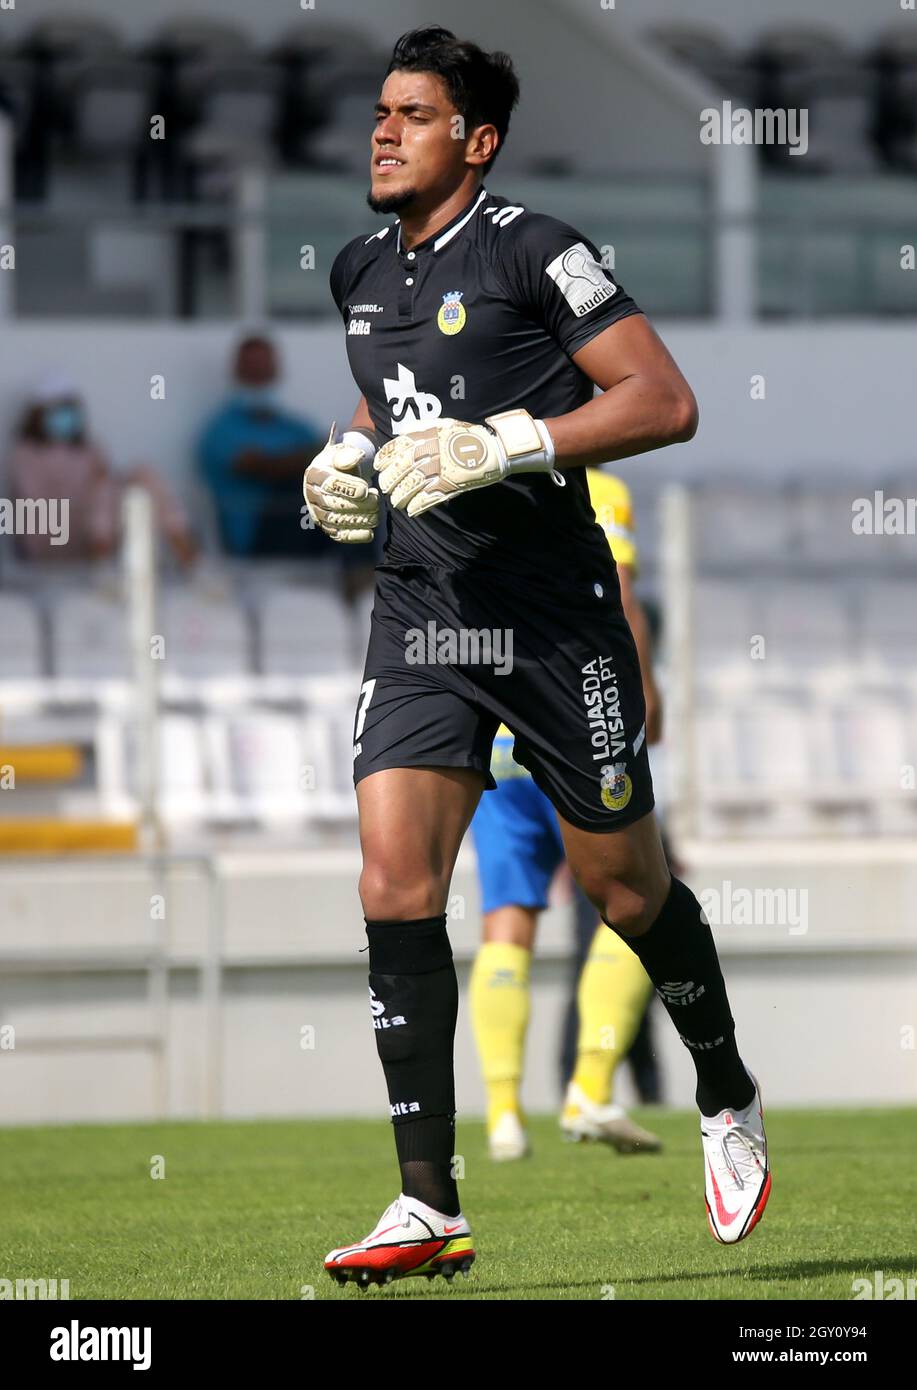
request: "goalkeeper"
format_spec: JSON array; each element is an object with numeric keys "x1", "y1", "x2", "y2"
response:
[{"x1": 309, "y1": 26, "x2": 770, "y2": 1289}]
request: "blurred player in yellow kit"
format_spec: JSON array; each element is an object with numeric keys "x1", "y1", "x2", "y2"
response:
[{"x1": 470, "y1": 467, "x2": 664, "y2": 1160}]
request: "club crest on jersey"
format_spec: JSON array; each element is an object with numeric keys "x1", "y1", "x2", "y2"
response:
[
  {"x1": 437, "y1": 289, "x2": 466, "y2": 336},
  {"x1": 600, "y1": 761, "x2": 632, "y2": 812}
]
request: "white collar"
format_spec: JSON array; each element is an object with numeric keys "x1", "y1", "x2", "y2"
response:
[{"x1": 395, "y1": 186, "x2": 488, "y2": 255}]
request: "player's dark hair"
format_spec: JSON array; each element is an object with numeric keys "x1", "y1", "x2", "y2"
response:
[{"x1": 385, "y1": 26, "x2": 519, "y2": 169}]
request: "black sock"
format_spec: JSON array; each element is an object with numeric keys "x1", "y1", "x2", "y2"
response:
[
  {"x1": 606, "y1": 877, "x2": 755, "y2": 1116},
  {"x1": 365, "y1": 914, "x2": 460, "y2": 1217}
]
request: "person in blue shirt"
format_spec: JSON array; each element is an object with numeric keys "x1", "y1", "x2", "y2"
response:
[{"x1": 198, "y1": 334, "x2": 329, "y2": 560}]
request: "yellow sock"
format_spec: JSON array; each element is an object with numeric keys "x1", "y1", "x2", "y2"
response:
[
  {"x1": 469, "y1": 941, "x2": 531, "y2": 1132},
  {"x1": 568, "y1": 925, "x2": 653, "y2": 1112}
]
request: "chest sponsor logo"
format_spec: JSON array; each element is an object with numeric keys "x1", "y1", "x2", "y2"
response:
[
  {"x1": 545, "y1": 242, "x2": 617, "y2": 318},
  {"x1": 437, "y1": 289, "x2": 466, "y2": 336},
  {"x1": 383, "y1": 362, "x2": 443, "y2": 434},
  {"x1": 348, "y1": 318, "x2": 371, "y2": 336}
]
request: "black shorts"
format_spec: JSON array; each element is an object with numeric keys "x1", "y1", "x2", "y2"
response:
[{"x1": 353, "y1": 560, "x2": 654, "y2": 833}]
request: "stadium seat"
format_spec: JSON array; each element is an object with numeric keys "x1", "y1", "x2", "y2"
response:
[
  {"x1": 157, "y1": 714, "x2": 207, "y2": 824},
  {"x1": 268, "y1": 23, "x2": 385, "y2": 169},
  {"x1": 695, "y1": 580, "x2": 754, "y2": 658},
  {"x1": 761, "y1": 578, "x2": 850, "y2": 669},
  {"x1": 227, "y1": 711, "x2": 309, "y2": 821},
  {"x1": 859, "y1": 581, "x2": 917, "y2": 676},
  {"x1": 63, "y1": 57, "x2": 155, "y2": 162},
  {"x1": 0, "y1": 45, "x2": 40, "y2": 134},
  {"x1": 161, "y1": 590, "x2": 252, "y2": 677},
  {"x1": 301, "y1": 674, "x2": 365, "y2": 818},
  {"x1": 872, "y1": 27, "x2": 917, "y2": 172},
  {"x1": 752, "y1": 25, "x2": 846, "y2": 73},
  {"x1": 10, "y1": 18, "x2": 122, "y2": 200},
  {"x1": 52, "y1": 613, "x2": 121, "y2": 686},
  {"x1": 807, "y1": 75, "x2": 878, "y2": 174},
  {"x1": 137, "y1": 19, "x2": 251, "y2": 200},
  {"x1": 182, "y1": 61, "x2": 282, "y2": 164},
  {"x1": 0, "y1": 594, "x2": 44, "y2": 678},
  {"x1": 750, "y1": 28, "x2": 874, "y2": 172},
  {"x1": 257, "y1": 583, "x2": 354, "y2": 675},
  {"x1": 143, "y1": 18, "x2": 250, "y2": 64},
  {"x1": 308, "y1": 89, "x2": 380, "y2": 173},
  {"x1": 695, "y1": 486, "x2": 791, "y2": 566},
  {"x1": 50, "y1": 591, "x2": 129, "y2": 679},
  {"x1": 649, "y1": 23, "x2": 753, "y2": 99},
  {"x1": 827, "y1": 694, "x2": 917, "y2": 835},
  {"x1": 794, "y1": 486, "x2": 895, "y2": 567},
  {"x1": 694, "y1": 697, "x2": 820, "y2": 837}
]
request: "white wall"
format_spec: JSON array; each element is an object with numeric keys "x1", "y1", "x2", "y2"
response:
[
  {"x1": 0, "y1": 846, "x2": 913, "y2": 1125},
  {"x1": 1, "y1": 323, "x2": 913, "y2": 503}
]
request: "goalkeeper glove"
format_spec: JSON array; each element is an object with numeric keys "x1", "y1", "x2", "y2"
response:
[
  {"x1": 375, "y1": 409, "x2": 560, "y2": 518},
  {"x1": 303, "y1": 425, "x2": 382, "y2": 543}
]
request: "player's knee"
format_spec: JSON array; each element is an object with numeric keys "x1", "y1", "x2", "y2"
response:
[
  {"x1": 575, "y1": 872, "x2": 655, "y2": 939},
  {"x1": 359, "y1": 860, "x2": 447, "y2": 922}
]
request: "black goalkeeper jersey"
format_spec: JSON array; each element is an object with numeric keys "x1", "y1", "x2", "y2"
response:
[{"x1": 330, "y1": 186, "x2": 642, "y2": 579}]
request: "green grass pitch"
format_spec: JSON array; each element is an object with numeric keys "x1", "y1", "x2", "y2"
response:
[{"x1": 2, "y1": 1107, "x2": 914, "y2": 1300}]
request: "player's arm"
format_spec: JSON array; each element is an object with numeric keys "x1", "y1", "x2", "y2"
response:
[
  {"x1": 617, "y1": 561, "x2": 663, "y2": 746},
  {"x1": 348, "y1": 394, "x2": 376, "y2": 434},
  {"x1": 375, "y1": 216, "x2": 697, "y2": 516},
  {"x1": 547, "y1": 316, "x2": 697, "y2": 469}
]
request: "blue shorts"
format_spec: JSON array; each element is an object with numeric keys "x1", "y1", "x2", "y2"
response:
[{"x1": 470, "y1": 740, "x2": 566, "y2": 913}]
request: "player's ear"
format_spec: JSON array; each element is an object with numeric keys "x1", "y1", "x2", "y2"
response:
[{"x1": 465, "y1": 122, "x2": 498, "y2": 168}]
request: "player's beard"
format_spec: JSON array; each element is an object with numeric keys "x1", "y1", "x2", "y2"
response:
[{"x1": 366, "y1": 185, "x2": 418, "y2": 214}]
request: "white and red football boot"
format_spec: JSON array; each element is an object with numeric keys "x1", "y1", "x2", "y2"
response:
[
  {"x1": 324, "y1": 1194, "x2": 475, "y2": 1288},
  {"x1": 701, "y1": 1074, "x2": 771, "y2": 1244}
]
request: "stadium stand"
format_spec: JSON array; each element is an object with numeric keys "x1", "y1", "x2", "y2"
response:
[
  {"x1": 0, "y1": 480, "x2": 914, "y2": 846},
  {"x1": 0, "y1": 13, "x2": 915, "y2": 316}
]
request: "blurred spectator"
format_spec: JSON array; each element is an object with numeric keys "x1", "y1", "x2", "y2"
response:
[
  {"x1": 198, "y1": 334, "x2": 328, "y2": 559},
  {"x1": 6, "y1": 372, "x2": 197, "y2": 566}
]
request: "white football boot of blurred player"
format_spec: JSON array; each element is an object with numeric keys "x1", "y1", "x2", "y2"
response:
[
  {"x1": 324, "y1": 1194, "x2": 475, "y2": 1288},
  {"x1": 701, "y1": 1073, "x2": 771, "y2": 1244},
  {"x1": 488, "y1": 1109, "x2": 531, "y2": 1162},
  {"x1": 560, "y1": 1081, "x2": 662, "y2": 1153}
]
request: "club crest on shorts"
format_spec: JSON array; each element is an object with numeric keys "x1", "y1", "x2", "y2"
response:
[
  {"x1": 600, "y1": 760, "x2": 632, "y2": 811},
  {"x1": 437, "y1": 289, "x2": 466, "y2": 336}
]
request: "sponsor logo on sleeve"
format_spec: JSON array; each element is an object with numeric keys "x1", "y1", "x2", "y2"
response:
[{"x1": 545, "y1": 242, "x2": 617, "y2": 317}]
